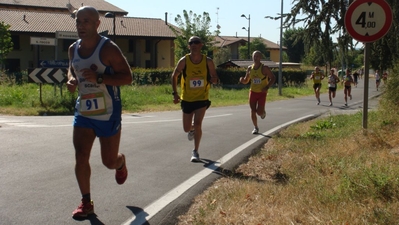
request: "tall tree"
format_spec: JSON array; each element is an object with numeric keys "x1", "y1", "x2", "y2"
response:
[
  {"x1": 283, "y1": 28, "x2": 305, "y2": 63},
  {"x1": 168, "y1": 10, "x2": 213, "y2": 61},
  {"x1": 213, "y1": 47, "x2": 231, "y2": 66},
  {"x1": 369, "y1": 0, "x2": 399, "y2": 71},
  {"x1": 285, "y1": 0, "x2": 352, "y2": 69},
  {"x1": 286, "y1": 0, "x2": 398, "y2": 70},
  {"x1": 0, "y1": 21, "x2": 13, "y2": 69},
  {"x1": 238, "y1": 37, "x2": 268, "y2": 60}
]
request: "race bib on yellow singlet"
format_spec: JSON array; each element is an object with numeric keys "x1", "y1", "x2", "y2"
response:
[
  {"x1": 315, "y1": 76, "x2": 320, "y2": 80},
  {"x1": 189, "y1": 78, "x2": 205, "y2": 88},
  {"x1": 252, "y1": 78, "x2": 261, "y2": 84},
  {"x1": 80, "y1": 92, "x2": 106, "y2": 116}
]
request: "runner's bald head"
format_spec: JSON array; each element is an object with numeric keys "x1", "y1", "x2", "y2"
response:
[{"x1": 76, "y1": 6, "x2": 99, "y2": 20}]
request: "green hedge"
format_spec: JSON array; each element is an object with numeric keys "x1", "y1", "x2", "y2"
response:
[{"x1": 131, "y1": 67, "x2": 307, "y2": 87}]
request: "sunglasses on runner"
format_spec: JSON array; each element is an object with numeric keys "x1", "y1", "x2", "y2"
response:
[{"x1": 189, "y1": 40, "x2": 201, "y2": 45}]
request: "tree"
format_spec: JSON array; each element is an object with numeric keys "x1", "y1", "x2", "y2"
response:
[
  {"x1": 213, "y1": 47, "x2": 231, "y2": 66},
  {"x1": 369, "y1": 0, "x2": 399, "y2": 71},
  {"x1": 238, "y1": 37, "x2": 268, "y2": 59},
  {"x1": 0, "y1": 21, "x2": 13, "y2": 69},
  {"x1": 286, "y1": 0, "x2": 399, "y2": 71},
  {"x1": 285, "y1": 0, "x2": 353, "y2": 70},
  {"x1": 283, "y1": 28, "x2": 305, "y2": 63},
  {"x1": 168, "y1": 10, "x2": 213, "y2": 62},
  {"x1": 302, "y1": 43, "x2": 325, "y2": 66}
]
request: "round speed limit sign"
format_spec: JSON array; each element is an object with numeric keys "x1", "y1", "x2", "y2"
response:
[{"x1": 345, "y1": 0, "x2": 393, "y2": 43}]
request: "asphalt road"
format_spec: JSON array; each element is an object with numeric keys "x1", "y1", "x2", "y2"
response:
[{"x1": 0, "y1": 78, "x2": 381, "y2": 225}]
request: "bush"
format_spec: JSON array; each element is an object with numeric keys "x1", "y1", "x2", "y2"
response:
[{"x1": 130, "y1": 67, "x2": 307, "y2": 87}]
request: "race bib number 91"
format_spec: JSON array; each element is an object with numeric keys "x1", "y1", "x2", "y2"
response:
[
  {"x1": 190, "y1": 78, "x2": 205, "y2": 88},
  {"x1": 80, "y1": 92, "x2": 106, "y2": 116}
]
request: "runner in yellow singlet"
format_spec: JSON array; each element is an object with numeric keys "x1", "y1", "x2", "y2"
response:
[
  {"x1": 239, "y1": 50, "x2": 276, "y2": 134},
  {"x1": 309, "y1": 66, "x2": 324, "y2": 105},
  {"x1": 171, "y1": 36, "x2": 219, "y2": 162}
]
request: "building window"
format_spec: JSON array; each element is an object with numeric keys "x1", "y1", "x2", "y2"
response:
[
  {"x1": 63, "y1": 39, "x2": 75, "y2": 51},
  {"x1": 265, "y1": 51, "x2": 270, "y2": 59},
  {"x1": 11, "y1": 35, "x2": 20, "y2": 50},
  {"x1": 145, "y1": 40, "x2": 151, "y2": 53},
  {"x1": 145, "y1": 60, "x2": 151, "y2": 68},
  {"x1": 128, "y1": 39, "x2": 134, "y2": 52}
]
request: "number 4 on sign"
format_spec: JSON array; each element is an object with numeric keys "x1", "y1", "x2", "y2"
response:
[
  {"x1": 345, "y1": 0, "x2": 393, "y2": 43},
  {"x1": 355, "y1": 12, "x2": 376, "y2": 29}
]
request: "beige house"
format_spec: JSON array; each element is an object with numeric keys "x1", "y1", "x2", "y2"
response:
[
  {"x1": 213, "y1": 35, "x2": 286, "y2": 62},
  {"x1": 0, "y1": 0, "x2": 287, "y2": 73},
  {"x1": 0, "y1": 0, "x2": 177, "y2": 72}
]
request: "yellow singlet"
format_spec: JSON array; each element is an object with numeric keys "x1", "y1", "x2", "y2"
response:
[
  {"x1": 313, "y1": 72, "x2": 323, "y2": 84},
  {"x1": 250, "y1": 63, "x2": 269, "y2": 93},
  {"x1": 181, "y1": 54, "x2": 210, "y2": 102}
]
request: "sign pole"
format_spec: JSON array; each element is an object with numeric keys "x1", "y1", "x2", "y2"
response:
[
  {"x1": 345, "y1": 0, "x2": 393, "y2": 131},
  {"x1": 363, "y1": 43, "x2": 370, "y2": 129}
]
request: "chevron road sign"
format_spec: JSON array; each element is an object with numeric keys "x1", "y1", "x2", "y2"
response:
[{"x1": 28, "y1": 68, "x2": 68, "y2": 84}]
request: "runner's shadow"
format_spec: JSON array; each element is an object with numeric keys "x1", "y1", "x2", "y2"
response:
[
  {"x1": 254, "y1": 134, "x2": 272, "y2": 138},
  {"x1": 73, "y1": 213, "x2": 105, "y2": 225},
  {"x1": 199, "y1": 159, "x2": 267, "y2": 183},
  {"x1": 126, "y1": 206, "x2": 149, "y2": 225}
]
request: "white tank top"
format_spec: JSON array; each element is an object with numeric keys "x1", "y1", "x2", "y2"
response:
[
  {"x1": 328, "y1": 75, "x2": 336, "y2": 88},
  {"x1": 71, "y1": 36, "x2": 122, "y2": 121}
]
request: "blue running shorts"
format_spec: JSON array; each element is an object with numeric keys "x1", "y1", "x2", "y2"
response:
[{"x1": 73, "y1": 115, "x2": 121, "y2": 137}]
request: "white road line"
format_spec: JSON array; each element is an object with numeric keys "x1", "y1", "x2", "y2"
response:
[
  {"x1": 121, "y1": 114, "x2": 317, "y2": 225},
  {"x1": 123, "y1": 114, "x2": 232, "y2": 124},
  {"x1": 0, "y1": 114, "x2": 232, "y2": 128}
]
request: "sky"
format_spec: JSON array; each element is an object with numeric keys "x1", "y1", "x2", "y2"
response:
[{"x1": 106, "y1": 0, "x2": 295, "y2": 44}]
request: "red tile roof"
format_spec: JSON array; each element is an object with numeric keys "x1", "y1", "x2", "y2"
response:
[
  {"x1": 1, "y1": 9, "x2": 177, "y2": 38},
  {"x1": 215, "y1": 35, "x2": 285, "y2": 50},
  {"x1": 0, "y1": 0, "x2": 127, "y2": 14}
]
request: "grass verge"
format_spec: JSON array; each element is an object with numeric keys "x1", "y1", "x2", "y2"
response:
[
  {"x1": 176, "y1": 95, "x2": 399, "y2": 224},
  {"x1": 0, "y1": 80, "x2": 330, "y2": 116}
]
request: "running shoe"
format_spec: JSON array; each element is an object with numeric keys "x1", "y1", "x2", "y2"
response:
[
  {"x1": 187, "y1": 130, "x2": 195, "y2": 141},
  {"x1": 72, "y1": 198, "x2": 94, "y2": 219},
  {"x1": 329, "y1": 102, "x2": 333, "y2": 106},
  {"x1": 261, "y1": 111, "x2": 266, "y2": 119},
  {"x1": 190, "y1": 150, "x2": 200, "y2": 162},
  {"x1": 115, "y1": 154, "x2": 128, "y2": 185},
  {"x1": 252, "y1": 128, "x2": 259, "y2": 134},
  {"x1": 345, "y1": 103, "x2": 348, "y2": 107}
]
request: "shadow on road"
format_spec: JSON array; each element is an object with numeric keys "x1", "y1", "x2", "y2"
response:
[
  {"x1": 126, "y1": 206, "x2": 149, "y2": 225},
  {"x1": 73, "y1": 213, "x2": 105, "y2": 225},
  {"x1": 199, "y1": 158, "x2": 270, "y2": 183}
]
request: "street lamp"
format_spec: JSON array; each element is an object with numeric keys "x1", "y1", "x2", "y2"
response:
[
  {"x1": 241, "y1": 14, "x2": 250, "y2": 59},
  {"x1": 265, "y1": 0, "x2": 283, "y2": 96},
  {"x1": 105, "y1": 12, "x2": 116, "y2": 42}
]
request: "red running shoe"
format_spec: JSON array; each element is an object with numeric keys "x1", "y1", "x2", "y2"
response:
[
  {"x1": 115, "y1": 153, "x2": 128, "y2": 185},
  {"x1": 72, "y1": 198, "x2": 94, "y2": 219}
]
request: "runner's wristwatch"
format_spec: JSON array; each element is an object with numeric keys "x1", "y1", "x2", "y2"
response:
[{"x1": 97, "y1": 74, "x2": 103, "y2": 84}]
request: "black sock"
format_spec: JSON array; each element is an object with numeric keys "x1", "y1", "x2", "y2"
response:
[{"x1": 82, "y1": 193, "x2": 91, "y2": 201}]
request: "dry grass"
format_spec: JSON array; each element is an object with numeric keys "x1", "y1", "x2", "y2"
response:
[{"x1": 177, "y1": 106, "x2": 399, "y2": 224}]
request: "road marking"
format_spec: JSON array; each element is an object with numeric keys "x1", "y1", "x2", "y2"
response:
[
  {"x1": 0, "y1": 118, "x2": 70, "y2": 128},
  {"x1": 121, "y1": 114, "x2": 317, "y2": 225},
  {"x1": 0, "y1": 114, "x2": 232, "y2": 128},
  {"x1": 123, "y1": 114, "x2": 232, "y2": 124}
]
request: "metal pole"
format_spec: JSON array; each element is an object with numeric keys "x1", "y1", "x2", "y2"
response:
[
  {"x1": 363, "y1": 43, "x2": 370, "y2": 130},
  {"x1": 278, "y1": 0, "x2": 283, "y2": 96},
  {"x1": 248, "y1": 15, "x2": 250, "y2": 59}
]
